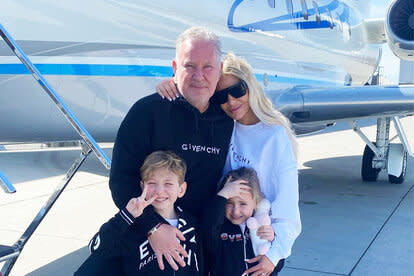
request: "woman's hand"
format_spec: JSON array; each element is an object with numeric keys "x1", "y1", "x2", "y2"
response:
[
  {"x1": 156, "y1": 78, "x2": 179, "y2": 101},
  {"x1": 243, "y1": 255, "x2": 275, "y2": 276},
  {"x1": 125, "y1": 185, "x2": 156, "y2": 218},
  {"x1": 257, "y1": 225, "x2": 275, "y2": 242},
  {"x1": 217, "y1": 179, "x2": 251, "y2": 199}
]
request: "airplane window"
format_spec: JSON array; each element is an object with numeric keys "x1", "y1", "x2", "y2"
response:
[
  {"x1": 335, "y1": 12, "x2": 343, "y2": 32},
  {"x1": 312, "y1": 1, "x2": 320, "y2": 24},
  {"x1": 344, "y1": 73, "x2": 352, "y2": 86},
  {"x1": 343, "y1": 22, "x2": 351, "y2": 41},
  {"x1": 326, "y1": 8, "x2": 334, "y2": 29},
  {"x1": 286, "y1": 0, "x2": 293, "y2": 16},
  {"x1": 263, "y1": 73, "x2": 269, "y2": 87},
  {"x1": 301, "y1": 0, "x2": 309, "y2": 20},
  {"x1": 267, "y1": 0, "x2": 276, "y2": 8}
]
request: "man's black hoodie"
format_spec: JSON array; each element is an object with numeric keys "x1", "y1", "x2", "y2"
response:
[{"x1": 109, "y1": 93, "x2": 233, "y2": 234}]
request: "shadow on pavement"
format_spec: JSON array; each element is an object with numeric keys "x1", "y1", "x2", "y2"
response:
[
  {"x1": 27, "y1": 247, "x2": 89, "y2": 276},
  {"x1": 0, "y1": 148, "x2": 112, "y2": 185}
]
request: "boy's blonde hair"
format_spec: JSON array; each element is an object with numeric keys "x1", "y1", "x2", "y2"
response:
[
  {"x1": 221, "y1": 167, "x2": 263, "y2": 205},
  {"x1": 140, "y1": 151, "x2": 187, "y2": 184}
]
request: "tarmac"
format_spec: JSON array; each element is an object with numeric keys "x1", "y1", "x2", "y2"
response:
[{"x1": 0, "y1": 118, "x2": 413, "y2": 276}]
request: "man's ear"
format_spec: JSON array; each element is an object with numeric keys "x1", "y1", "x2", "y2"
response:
[
  {"x1": 218, "y1": 61, "x2": 223, "y2": 82},
  {"x1": 172, "y1": 59, "x2": 177, "y2": 79},
  {"x1": 140, "y1": 180, "x2": 144, "y2": 190},
  {"x1": 178, "y1": 181, "x2": 187, "y2": 198}
]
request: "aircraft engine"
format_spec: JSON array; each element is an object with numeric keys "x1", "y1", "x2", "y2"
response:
[{"x1": 385, "y1": 0, "x2": 414, "y2": 61}]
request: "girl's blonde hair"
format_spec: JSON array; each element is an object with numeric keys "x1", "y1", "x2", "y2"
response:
[
  {"x1": 222, "y1": 52, "x2": 298, "y2": 160},
  {"x1": 140, "y1": 151, "x2": 187, "y2": 184},
  {"x1": 221, "y1": 167, "x2": 263, "y2": 205}
]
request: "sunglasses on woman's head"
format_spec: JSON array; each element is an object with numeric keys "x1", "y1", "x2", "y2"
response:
[{"x1": 213, "y1": 80, "x2": 248, "y2": 104}]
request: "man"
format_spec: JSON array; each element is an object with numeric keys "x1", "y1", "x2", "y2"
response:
[{"x1": 109, "y1": 26, "x2": 233, "y2": 271}]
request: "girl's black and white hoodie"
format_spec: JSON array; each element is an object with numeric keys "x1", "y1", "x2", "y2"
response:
[
  {"x1": 76, "y1": 205, "x2": 203, "y2": 276},
  {"x1": 201, "y1": 195, "x2": 283, "y2": 276}
]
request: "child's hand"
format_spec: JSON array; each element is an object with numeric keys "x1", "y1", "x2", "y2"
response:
[
  {"x1": 217, "y1": 179, "x2": 251, "y2": 199},
  {"x1": 243, "y1": 255, "x2": 275, "y2": 276},
  {"x1": 257, "y1": 225, "x2": 275, "y2": 242},
  {"x1": 156, "y1": 78, "x2": 179, "y2": 101},
  {"x1": 126, "y1": 186, "x2": 156, "y2": 218}
]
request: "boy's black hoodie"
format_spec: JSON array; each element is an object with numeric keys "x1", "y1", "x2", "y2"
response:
[
  {"x1": 75, "y1": 206, "x2": 203, "y2": 276},
  {"x1": 201, "y1": 195, "x2": 284, "y2": 276},
  {"x1": 109, "y1": 93, "x2": 233, "y2": 235}
]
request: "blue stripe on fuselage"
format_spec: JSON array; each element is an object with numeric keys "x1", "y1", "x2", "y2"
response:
[
  {"x1": 0, "y1": 63, "x2": 340, "y2": 86},
  {"x1": 0, "y1": 63, "x2": 173, "y2": 77}
]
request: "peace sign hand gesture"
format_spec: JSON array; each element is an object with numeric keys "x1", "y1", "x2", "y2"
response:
[{"x1": 126, "y1": 185, "x2": 157, "y2": 218}]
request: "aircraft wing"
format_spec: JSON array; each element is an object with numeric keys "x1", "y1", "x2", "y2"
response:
[
  {"x1": 268, "y1": 85, "x2": 414, "y2": 131},
  {"x1": 267, "y1": 84, "x2": 414, "y2": 184}
]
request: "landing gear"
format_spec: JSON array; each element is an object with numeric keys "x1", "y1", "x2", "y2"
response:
[
  {"x1": 388, "y1": 158, "x2": 406, "y2": 184},
  {"x1": 361, "y1": 143, "x2": 407, "y2": 184},
  {"x1": 387, "y1": 145, "x2": 407, "y2": 184},
  {"x1": 352, "y1": 117, "x2": 411, "y2": 184},
  {"x1": 361, "y1": 144, "x2": 380, "y2": 182}
]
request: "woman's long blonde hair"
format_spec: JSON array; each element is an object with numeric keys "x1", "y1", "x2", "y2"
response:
[{"x1": 222, "y1": 52, "x2": 298, "y2": 160}]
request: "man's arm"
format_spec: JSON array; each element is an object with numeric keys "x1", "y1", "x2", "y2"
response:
[
  {"x1": 109, "y1": 101, "x2": 150, "y2": 208},
  {"x1": 200, "y1": 195, "x2": 227, "y2": 256},
  {"x1": 109, "y1": 100, "x2": 163, "y2": 235}
]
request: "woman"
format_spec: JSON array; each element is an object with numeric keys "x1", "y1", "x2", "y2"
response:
[{"x1": 157, "y1": 53, "x2": 301, "y2": 276}]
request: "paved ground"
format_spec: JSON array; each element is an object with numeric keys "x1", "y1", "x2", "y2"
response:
[{"x1": 0, "y1": 118, "x2": 413, "y2": 276}]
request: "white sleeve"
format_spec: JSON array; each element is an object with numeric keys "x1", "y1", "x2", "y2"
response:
[{"x1": 265, "y1": 136, "x2": 301, "y2": 266}]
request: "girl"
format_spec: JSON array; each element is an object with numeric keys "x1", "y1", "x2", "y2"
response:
[
  {"x1": 157, "y1": 53, "x2": 301, "y2": 276},
  {"x1": 201, "y1": 167, "x2": 282, "y2": 276}
]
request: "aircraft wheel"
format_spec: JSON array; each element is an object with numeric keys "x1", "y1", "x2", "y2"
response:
[
  {"x1": 388, "y1": 151, "x2": 407, "y2": 184},
  {"x1": 361, "y1": 144, "x2": 380, "y2": 182}
]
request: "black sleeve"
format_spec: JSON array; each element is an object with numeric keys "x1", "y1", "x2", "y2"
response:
[
  {"x1": 109, "y1": 99, "x2": 164, "y2": 234},
  {"x1": 74, "y1": 209, "x2": 137, "y2": 276},
  {"x1": 87, "y1": 208, "x2": 136, "y2": 258},
  {"x1": 200, "y1": 195, "x2": 227, "y2": 256},
  {"x1": 182, "y1": 215, "x2": 205, "y2": 275},
  {"x1": 195, "y1": 228, "x2": 205, "y2": 275},
  {"x1": 74, "y1": 254, "x2": 122, "y2": 276}
]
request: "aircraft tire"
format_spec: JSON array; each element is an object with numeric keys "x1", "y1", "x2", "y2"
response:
[
  {"x1": 388, "y1": 151, "x2": 407, "y2": 184},
  {"x1": 361, "y1": 144, "x2": 380, "y2": 182}
]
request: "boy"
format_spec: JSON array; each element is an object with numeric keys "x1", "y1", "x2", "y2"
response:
[{"x1": 75, "y1": 151, "x2": 203, "y2": 275}]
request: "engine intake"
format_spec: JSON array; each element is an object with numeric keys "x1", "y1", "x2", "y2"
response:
[{"x1": 386, "y1": 0, "x2": 414, "y2": 60}]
